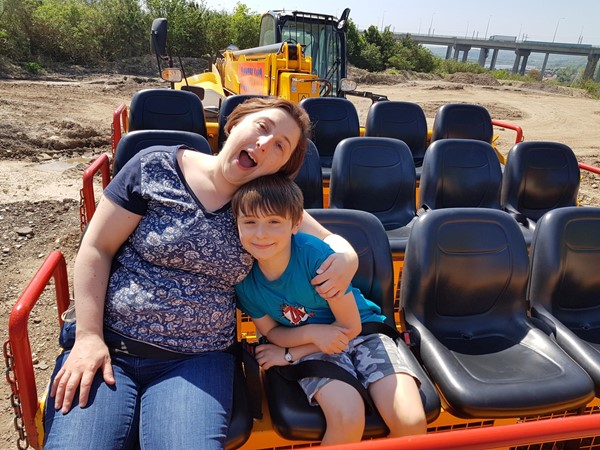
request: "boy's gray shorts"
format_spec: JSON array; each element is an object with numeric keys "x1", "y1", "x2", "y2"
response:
[{"x1": 297, "y1": 333, "x2": 420, "y2": 406}]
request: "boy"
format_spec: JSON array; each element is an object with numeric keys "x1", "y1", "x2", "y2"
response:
[{"x1": 232, "y1": 174, "x2": 426, "y2": 445}]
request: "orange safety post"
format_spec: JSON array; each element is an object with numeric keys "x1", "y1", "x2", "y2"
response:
[{"x1": 6, "y1": 251, "x2": 70, "y2": 449}]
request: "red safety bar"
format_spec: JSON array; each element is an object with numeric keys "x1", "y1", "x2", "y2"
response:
[
  {"x1": 6, "y1": 251, "x2": 70, "y2": 449},
  {"x1": 79, "y1": 153, "x2": 111, "y2": 230},
  {"x1": 492, "y1": 119, "x2": 524, "y2": 144},
  {"x1": 333, "y1": 413, "x2": 600, "y2": 450},
  {"x1": 111, "y1": 103, "x2": 128, "y2": 158},
  {"x1": 580, "y1": 162, "x2": 600, "y2": 176}
]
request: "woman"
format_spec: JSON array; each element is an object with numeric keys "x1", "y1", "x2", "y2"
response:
[{"x1": 43, "y1": 98, "x2": 358, "y2": 449}]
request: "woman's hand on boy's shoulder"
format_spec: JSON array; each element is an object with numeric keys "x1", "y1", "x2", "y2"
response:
[{"x1": 311, "y1": 252, "x2": 358, "y2": 301}]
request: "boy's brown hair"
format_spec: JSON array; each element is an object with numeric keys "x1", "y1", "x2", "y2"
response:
[
  {"x1": 232, "y1": 173, "x2": 304, "y2": 225},
  {"x1": 225, "y1": 97, "x2": 312, "y2": 179}
]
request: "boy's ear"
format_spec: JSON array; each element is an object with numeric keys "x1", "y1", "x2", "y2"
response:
[{"x1": 292, "y1": 216, "x2": 303, "y2": 234}]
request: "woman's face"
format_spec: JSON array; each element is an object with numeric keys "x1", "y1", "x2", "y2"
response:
[{"x1": 219, "y1": 107, "x2": 301, "y2": 186}]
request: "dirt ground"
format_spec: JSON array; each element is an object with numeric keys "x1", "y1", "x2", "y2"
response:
[{"x1": 1, "y1": 67, "x2": 600, "y2": 448}]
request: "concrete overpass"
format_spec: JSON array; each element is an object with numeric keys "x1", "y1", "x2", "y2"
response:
[{"x1": 395, "y1": 33, "x2": 600, "y2": 80}]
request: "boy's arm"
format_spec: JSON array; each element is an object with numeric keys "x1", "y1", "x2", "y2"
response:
[
  {"x1": 326, "y1": 291, "x2": 362, "y2": 340},
  {"x1": 253, "y1": 314, "x2": 351, "y2": 355}
]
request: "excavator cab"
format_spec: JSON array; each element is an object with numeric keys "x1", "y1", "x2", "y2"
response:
[{"x1": 259, "y1": 8, "x2": 350, "y2": 96}]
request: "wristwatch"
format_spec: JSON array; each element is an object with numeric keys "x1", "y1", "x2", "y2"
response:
[{"x1": 284, "y1": 347, "x2": 294, "y2": 364}]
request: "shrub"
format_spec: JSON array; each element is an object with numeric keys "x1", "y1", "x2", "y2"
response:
[{"x1": 24, "y1": 61, "x2": 42, "y2": 74}]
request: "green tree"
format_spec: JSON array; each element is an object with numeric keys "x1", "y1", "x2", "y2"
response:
[
  {"x1": 229, "y1": 2, "x2": 260, "y2": 50},
  {"x1": 31, "y1": 0, "x2": 104, "y2": 63},
  {"x1": 0, "y1": 0, "x2": 39, "y2": 59},
  {"x1": 145, "y1": 0, "x2": 210, "y2": 57},
  {"x1": 346, "y1": 20, "x2": 365, "y2": 66},
  {"x1": 345, "y1": 20, "x2": 436, "y2": 73},
  {"x1": 96, "y1": 0, "x2": 149, "y2": 59}
]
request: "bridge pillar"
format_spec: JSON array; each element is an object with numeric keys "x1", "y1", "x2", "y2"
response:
[
  {"x1": 453, "y1": 44, "x2": 471, "y2": 62},
  {"x1": 478, "y1": 48, "x2": 489, "y2": 66},
  {"x1": 540, "y1": 53, "x2": 550, "y2": 80},
  {"x1": 583, "y1": 54, "x2": 600, "y2": 80},
  {"x1": 445, "y1": 45, "x2": 452, "y2": 59},
  {"x1": 446, "y1": 45, "x2": 452, "y2": 59},
  {"x1": 512, "y1": 49, "x2": 531, "y2": 75},
  {"x1": 490, "y1": 49, "x2": 499, "y2": 70}
]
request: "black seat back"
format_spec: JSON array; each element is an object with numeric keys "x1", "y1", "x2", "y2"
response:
[
  {"x1": 299, "y1": 97, "x2": 360, "y2": 168},
  {"x1": 528, "y1": 206, "x2": 600, "y2": 336},
  {"x1": 419, "y1": 139, "x2": 502, "y2": 210},
  {"x1": 365, "y1": 101, "x2": 428, "y2": 167},
  {"x1": 329, "y1": 137, "x2": 416, "y2": 230},
  {"x1": 501, "y1": 141, "x2": 580, "y2": 223},
  {"x1": 294, "y1": 140, "x2": 323, "y2": 209},
  {"x1": 217, "y1": 94, "x2": 267, "y2": 151},
  {"x1": 430, "y1": 103, "x2": 493, "y2": 144},
  {"x1": 113, "y1": 130, "x2": 212, "y2": 177},
  {"x1": 402, "y1": 208, "x2": 529, "y2": 341},
  {"x1": 128, "y1": 89, "x2": 207, "y2": 138},
  {"x1": 528, "y1": 206, "x2": 600, "y2": 395},
  {"x1": 307, "y1": 209, "x2": 394, "y2": 316}
]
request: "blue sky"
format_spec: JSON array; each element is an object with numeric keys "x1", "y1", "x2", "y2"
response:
[{"x1": 203, "y1": 0, "x2": 600, "y2": 45}]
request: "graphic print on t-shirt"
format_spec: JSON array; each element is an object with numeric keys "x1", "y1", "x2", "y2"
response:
[{"x1": 281, "y1": 304, "x2": 314, "y2": 325}]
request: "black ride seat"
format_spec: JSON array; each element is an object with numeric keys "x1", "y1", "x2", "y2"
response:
[
  {"x1": 417, "y1": 139, "x2": 534, "y2": 246},
  {"x1": 418, "y1": 139, "x2": 502, "y2": 210},
  {"x1": 501, "y1": 141, "x2": 580, "y2": 231},
  {"x1": 400, "y1": 208, "x2": 594, "y2": 418},
  {"x1": 112, "y1": 130, "x2": 212, "y2": 176},
  {"x1": 299, "y1": 97, "x2": 360, "y2": 182},
  {"x1": 128, "y1": 89, "x2": 207, "y2": 138},
  {"x1": 329, "y1": 137, "x2": 416, "y2": 260},
  {"x1": 365, "y1": 101, "x2": 428, "y2": 180},
  {"x1": 217, "y1": 94, "x2": 268, "y2": 151},
  {"x1": 528, "y1": 206, "x2": 600, "y2": 396},
  {"x1": 294, "y1": 140, "x2": 323, "y2": 209},
  {"x1": 264, "y1": 209, "x2": 440, "y2": 442},
  {"x1": 430, "y1": 103, "x2": 493, "y2": 144}
]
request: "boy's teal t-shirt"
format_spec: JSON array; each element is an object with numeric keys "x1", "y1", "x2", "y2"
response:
[{"x1": 235, "y1": 232, "x2": 385, "y2": 326}]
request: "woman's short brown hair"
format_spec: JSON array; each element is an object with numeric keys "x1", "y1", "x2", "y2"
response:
[{"x1": 224, "y1": 97, "x2": 311, "y2": 179}]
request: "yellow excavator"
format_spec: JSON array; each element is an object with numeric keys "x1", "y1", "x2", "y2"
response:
[{"x1": 150, "y1": 8, "x2": 385, "y2": 114}]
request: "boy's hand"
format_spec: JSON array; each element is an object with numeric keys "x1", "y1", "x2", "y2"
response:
[
  {"x1": 311, "y1": 325, "x2": 350, "y2": 354},
  {"x1": 254, "y1": 344, "x2": 289, "y2": 370}
]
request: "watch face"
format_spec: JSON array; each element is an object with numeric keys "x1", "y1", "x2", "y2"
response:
[{"x1": 285, "y1": 350, "x2": 292, "y2": 362}]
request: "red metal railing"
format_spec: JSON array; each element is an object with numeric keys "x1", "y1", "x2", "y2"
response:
[
  {"x1": 111, "y1": 103, "x2": 128, "y2": 158},
  {"x1": 333, "y1": 413, "x2": 600, "y2": 450},
  {"x1": 492, "y1": 119, "x2": 524, "y2": 144},
  {"x1": 6, "y1": 251, "x2": 70, "y2": 449},
  {"x1": 580, "y1": 162, "x2": 600, "y2": 175},
  {"x1": 79, "y1": 153, "x2": 111, "y2": 230}
]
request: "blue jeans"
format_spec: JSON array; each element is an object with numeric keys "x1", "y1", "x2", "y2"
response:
[{"x1": 43, "y1": 348, "x2": 234, "y2": 449}]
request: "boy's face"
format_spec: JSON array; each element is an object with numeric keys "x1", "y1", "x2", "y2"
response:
[{"x1": 237, "y1": 211, "x2": 301, "y2": 263}]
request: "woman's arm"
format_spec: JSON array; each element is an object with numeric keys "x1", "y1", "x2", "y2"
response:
[
  {"x1": 51, "y1": 197, "x2": 142, "y2": 413},
  {"x1": 299, "y1": 211, "x2": 359, "y2": 301}
]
